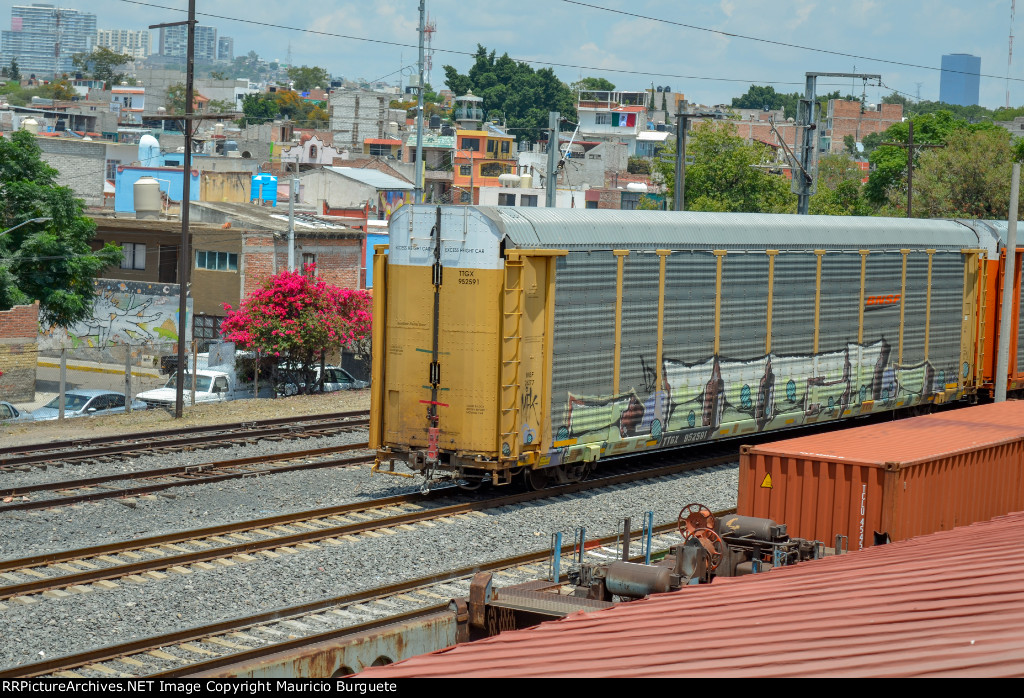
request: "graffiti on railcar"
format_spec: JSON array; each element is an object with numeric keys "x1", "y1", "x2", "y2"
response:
[{"x1": 550, "y1": 339, "x2": 955, "y2": 454}]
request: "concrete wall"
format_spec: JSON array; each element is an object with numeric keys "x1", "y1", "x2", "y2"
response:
[
  {"x1": 329, "y1": 90, "x2": 391, "y2": 148},
  {"x1": 241, "y1": 231, "x2": 364, "y2": 295},
  {"x1": 114, "y1": 166, "x2": 201, "y2": 213},
  {"x1": 200, "y1": 171, "x2": 252, "y2": 203},
  {"x1": 38, "y1": 280, "x2": 189, "y2": 362},
  {"x1": 35, "y1": 136, "x2": 106, "y2": 207},
  {"x1": 0, "y1": 302, "x2": 39, "y2": 403}
]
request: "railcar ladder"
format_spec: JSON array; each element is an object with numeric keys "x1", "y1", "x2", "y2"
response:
[{"x1": 500, "y1": 258, "x2": 524, "y2": 460}]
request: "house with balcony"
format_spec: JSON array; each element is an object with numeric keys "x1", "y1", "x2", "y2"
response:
[
  {"x1": 452, "y1": 122, "x2": 516, "y2": 204},
  {"x1": 403, "y1": 131, "x2": 455, "y2": 203},
  {"x1": 576, "y1": 90, "x2": 650, "y2": 156}
]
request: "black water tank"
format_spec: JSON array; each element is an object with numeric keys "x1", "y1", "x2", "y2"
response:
[{"x1": 429, "y1": 114, "x2": 441, "y2": 130}]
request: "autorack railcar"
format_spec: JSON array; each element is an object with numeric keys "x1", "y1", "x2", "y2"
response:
[{"x1": 370, "y1": 206, "x2": 1021, "y2": 489}]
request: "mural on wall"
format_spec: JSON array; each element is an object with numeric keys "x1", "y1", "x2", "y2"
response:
[
  {"x1": 39, "y1": 280, "x2": 190, "y2": 361},
  {"x1": 378, "y1": 190, "x2": 412, "y2": 219},
  {"x1": 545, "y1": 339, "x2": 956, "y2": 460}
]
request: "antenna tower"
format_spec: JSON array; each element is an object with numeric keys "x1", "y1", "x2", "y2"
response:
[
  {"x1": 424, "y1": 14, "x2": 437, "y2": 87},
  {"x1": 1008, "y1": 0, "x2": 1016, "y2": 108}
]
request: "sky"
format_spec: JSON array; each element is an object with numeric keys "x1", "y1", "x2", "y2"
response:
[{"x1": 3, "y1": 0, "x2": 1022, "y2": 108}]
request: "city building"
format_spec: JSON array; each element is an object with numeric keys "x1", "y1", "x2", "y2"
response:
[
  {"x1": 403, "y1": 130, "x2": 454, "y2": 203},
  {"x1": 96, "y1": 28, "x2": 151, "y2": 59},
  {"x1": 329, "y1": 90, "x2": 399, "y2": 149},
  {"x1": 217, "y1": 36, "x2": 233, "y2": 62},
  {"x1": 298, "y1": 166, "x2": 413, "y2": 220},
  {"x1": 939, "y1": 53, "x2": 981, "y2": 107},
  {"x1": 576, "y1": 90, "x2": 650, "y2": 156},
  {"x1": 452, "y1": 122, "x2": 516, "y2": 204},
  {"x1": 822, "y1": 99, "x2": 903, "y2": 153},
  {"x1": 159, "y1": 23, "x2": 217, "y2": 62},
  {"x1": 1, "y1": 3, "x2": 96, "y2": 77}
]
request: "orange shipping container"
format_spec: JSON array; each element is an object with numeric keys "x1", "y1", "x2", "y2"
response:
[{"x1": 738, "y1": 402, "x2": 1024, "y2": 550}]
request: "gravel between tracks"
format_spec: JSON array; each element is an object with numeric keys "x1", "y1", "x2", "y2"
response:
[
  {"x1": 0, "y1": 429, "x2": 371, "y2": 490},
  {"x1": 0, "y1": 462, "x2": 738, "y2": 670}
]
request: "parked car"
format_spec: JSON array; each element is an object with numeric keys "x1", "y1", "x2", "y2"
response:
[
  {"x1": 279, "y1": 364, "x2": 369, "y2": 395},
  {"x1": 0, "y1": 401, "x2": 33, "y2": 424},
  {"x1": 31, "y1": 390, "x2": 148, "y2": 421}
]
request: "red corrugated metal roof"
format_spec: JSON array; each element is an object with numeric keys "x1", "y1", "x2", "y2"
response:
[
  {"x1": 361, "y1": 511, "x2": 1024, "y2": 677},
  {"x1": 750, "y1": 401, "x2": 1024, "y2": 467},
  {"x1": 365, "y1": 138, "x2": 401, "y2": 145}
]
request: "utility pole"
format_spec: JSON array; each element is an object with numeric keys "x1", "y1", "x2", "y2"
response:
[
  {"x1": 881, "y1": 120, "x2": 943, "y2": 217},
  {"x1": 795, "y1": 72, "x2": 881, "y2": 214},
  {"x1": 288, "y1": 167, "x2": 296, "y2": 271},
  {"x1": 152, "y1": 1, "x2": 196, "y2": 418},
  {"x1": 546, "y1": 112, "x2": 559, "y2": 208},
  {"x1": 414, "y1": 0, "x2": 426, "y2": 203},
  {"x1": 674, "y1": 102, "x2": 688, "y2": 211},
  {"x1": 996, "y1": 163, "x2": 1020, "y2": 402}
]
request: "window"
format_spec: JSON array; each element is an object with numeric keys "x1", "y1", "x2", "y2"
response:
[
  {"x1": 195, "y1": 250, "x2": 238, "y2": 271},
  {"x1": 108, "y1": 394, "x2": 125, "y2": 408},
  {"x1": 586, "y1": 200, "x2": 599, "y2": 209},
  {"x1": 459, "y1": 165, "x2": 472, "y2": 176},
  {"x1": 487, "y1": 139, "x2": 496, "y2": 153},
  {"x1": 620, "y1": 192, "x2": 641, "y2": 210},
  {"x1": 498, "y1": 193, "x2": 515, "y2": 206},
  {"x1": 302, "y1": 253, "x2": 316, "y2": 276},
  {"x1": 461, "y1": 137, "x2": 481, "y2": 151},
  {"x1": 595, "y1": 113, "x2": 611, "y2": 125},
  {"x1": 460, "y1": 190, "x2": 471, "y2": 203},
  {"x1": 192, "y1": 315, "x2": 223, "y2": 353},
  {"x1": 105, "y1": 159, "x2": 121, "y2": 181},
  {"x1": 520, "y1": 195, "x2": 538, "y2": 207},
  {"x1": 309, "y1": 144, "x2": 318, "y2": 159},
  {"x1": 501, "y1": 141, "x2": 510, "y2": 154},
  {"x1": 120, "y1": 242, "x2": 146, "y2": 270},
  {"x1": 369, "y1": 143, "x2": 391, "y2": 157},
  {"x1": 480, "y1": 162, "x2": 507, "y2": 177}
]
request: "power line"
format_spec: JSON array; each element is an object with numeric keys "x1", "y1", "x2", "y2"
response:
[{"x1": 560, "y1": 0, "x2": 1024, "y2": 84}]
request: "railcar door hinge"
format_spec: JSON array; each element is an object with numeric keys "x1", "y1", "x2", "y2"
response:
[
  {"x1": 432, "y1": 261, "x2": 443, "y2": 287},
  {"x1": 429, "y1": 361, "x2": 441, "y2": 386}
]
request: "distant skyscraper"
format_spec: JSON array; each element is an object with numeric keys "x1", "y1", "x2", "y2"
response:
[
  {"x1": 159, "y1": 24, "x2": 217, "y2": 62},
  {"x1": 217, "y1": 36, "x2": 233, "y2": 62},
  {"x1": 96, "y1": 29, "x2": 151, "y2": 60},
  {"x1": 1, "y1": 3, "x2": 97, "y2": 77},
  {"x1": 939, "y1": 53, "x2": 981, "y2": 106}
]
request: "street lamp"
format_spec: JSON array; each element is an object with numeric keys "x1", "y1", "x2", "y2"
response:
[{"x1": 0, "y1": 217, "x2": 52, "y2": 238}]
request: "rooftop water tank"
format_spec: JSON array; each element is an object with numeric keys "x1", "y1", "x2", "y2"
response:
[
  {"x1": 429, "y1": 114, "x2": 441, "y2": 130},
  {"x1": 498, "y1": 173, "x2": 521, "y2": 188},
  {"x1": 138, "y1": 134, "x2": 160, "y2": 167},
  {"x1": 520, "y1": 173, "x2": 533, "y2": 189},
  {"x1": 134, "y1": 176, "x2": 162, "y2": 220},
  {"x1": 626, "y1": 182, "x2": 648, "y2": 193},
  {"x1": 214, "y1": 122, "x2": 224, "y2": 137},
  {"x1": 21, "y1": 118, "x2": 39, "y2": 135},
  {"x1": 251, "y1": 174, "x2": 278, "y2": 207}
]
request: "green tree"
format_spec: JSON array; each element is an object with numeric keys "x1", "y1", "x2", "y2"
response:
[
  {"x1": 287, "y1": 65, "x2": 329, "y2": 92},
  {"x1": 206, "y1": 98, "x2": 235, "y2": 114},
  {"x1": 653, "y1": 122, "x2": 795, "y2": 213},
  {"x1": 72, "y1": 47, "x2": 132, "y2": 89},
  {"x1": 571, "y1": 76, "x2": 616, "y2": 93},
  {"x1": 882, "y1": 91, "x2": 910, "y2": 107},
  {"x1": 39, "y1": 77, "x2": 76, "y2": 101},
  {"x1": 239, "y1": 93, "x2": 280, "y2": 125},
  {"x1": 808, "y1": 154, "x2": 872, "y2": 216},
  {"x1": 865, "y1": 111, "x2": 979, "y2": 206},
  {"x1": 0, "y1": 131, "x2": 122, "y2": 326},
  {"x1": 443, "y1": 45, "x2": 576, "y2": 142},
  {"x1": 209, "y1": 70, "x2": 227, "y2": 81},
  {"x1": 166, "y1": 82, "x2": 186, "y2": 113},
  {"x1": 8, "y1": 58, "x2": 19, "y2": 82},
  {"x1": 910, "y1": 128, "x2": 1022, "y2": 219}
]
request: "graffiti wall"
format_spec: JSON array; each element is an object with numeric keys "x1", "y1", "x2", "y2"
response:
[
  {"x1": 545, "y1": 339, "x2": 961, "y2": 466},
  {"x1": 39, "y1": 279, "x2": 191, "y2": 362},
  {"x1": 378, "y1": 190, "x2": 412, "y2": 218}
]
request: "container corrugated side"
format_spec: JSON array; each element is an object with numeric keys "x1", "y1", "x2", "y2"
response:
[{"x1": 738, "y1": 402, "x2": 1024, "y2": 549}]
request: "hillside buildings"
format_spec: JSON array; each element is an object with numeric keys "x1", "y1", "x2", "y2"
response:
[{"x1": 1, "y1": 3, "x2": 96, "y2": 76}]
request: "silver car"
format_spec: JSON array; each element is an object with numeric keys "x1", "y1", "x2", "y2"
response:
[
  {"x1": 31, "y1": 390, "x2": 148, "y2": 421},
  {"x1": 0, "y1": 401, "x2": 33, "y2": 424}
]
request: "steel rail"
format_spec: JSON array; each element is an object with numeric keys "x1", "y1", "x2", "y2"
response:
[
  {"x1": 0, "y1": 442, "x2": 372, "y2": 513},
  {"x1": 0, "y1": 454, "x2": 736, "y2": 602},
  {"x1": 0, "y1": 510, "x2": 736, "y2": 679},
  {"x1": 0, "y1": 410, "x2": 370, "y2": 467}
]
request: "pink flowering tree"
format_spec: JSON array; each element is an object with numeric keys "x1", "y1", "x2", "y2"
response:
[{"x1": 220, "y1": 265, "x2": 372, "y2": 393}]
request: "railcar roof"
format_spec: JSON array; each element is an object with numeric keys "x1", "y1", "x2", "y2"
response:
[{"x1": 471, "y1": 207, "x2": 982, "y2": 252}]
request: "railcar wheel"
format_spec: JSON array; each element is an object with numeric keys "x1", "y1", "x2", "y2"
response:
[
  {"x1": 524, "y1": 467, "x2": 551, "y2": 490},
  {"x1": 557, "y1": 463, "x2": 588, "y2": 484}
]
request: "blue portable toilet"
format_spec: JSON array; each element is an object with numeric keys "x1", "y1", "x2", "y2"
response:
[{"x1": 251, "y1": 174, "x2": 278, "y2": 207}]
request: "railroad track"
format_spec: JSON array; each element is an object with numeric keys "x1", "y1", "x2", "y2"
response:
[
  {"x1": 0, "y1": 452, "x2": 735, "y2": 606},
  {"x1": 0, "y1": 442, "x2": 373, "y2": 513},
  {"x1": 0, "y1": 411, "x2": 370, "y2": 471},
  {"x1": 0, "y1": 509, "x2": 735, "y2": 679}
]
